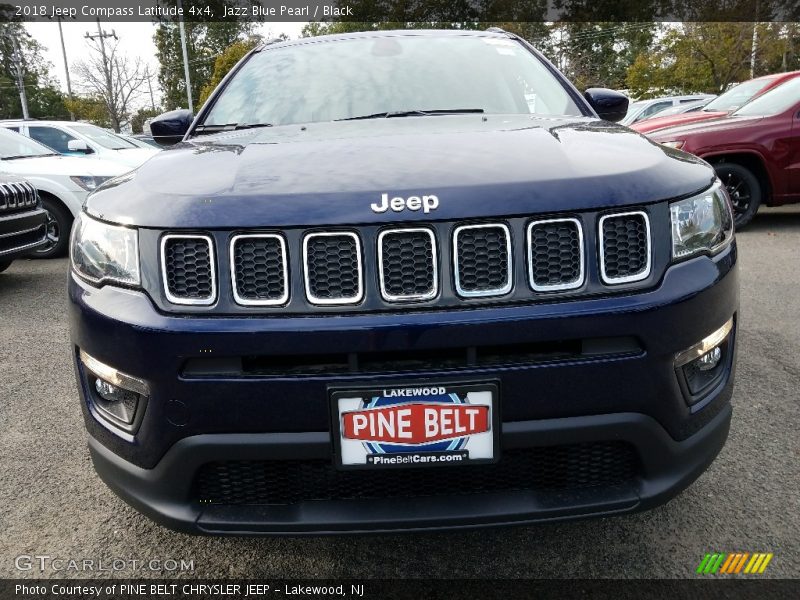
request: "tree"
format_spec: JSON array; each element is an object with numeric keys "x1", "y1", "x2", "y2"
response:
[
  {"x1": 63, "y1": 95, "x2": 111, "y2": 127},
  {"x1": 73, "y1": 36, "x2": 147, "y2": 132},
  {"x1": 198, "y1": 37, "x2": 263, "y2": 105},
  {"x1": 153, "y1": 2, "x2": 256, "y2": 112},
  {"x1": 0, "y1": 18, "x2": 69, "y2": 120},
  {"x1": 130, "y1": 106, "x2": 161, "y2": 134}
]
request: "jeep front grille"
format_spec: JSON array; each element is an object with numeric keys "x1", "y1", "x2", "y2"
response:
[
  {"x1": 157, "y1": 209, "x2": 656, "y2": 312},
  {"x1": 231, "y1": 234, "x2": 288, "y2": 306},
  {"x1": 527, "y1": 218, "x2": 584, "y2": 291},
  {"x1": 378, "y1": 228, "x2": 437, "y2": 302},
  {"x1": 599, "y1": 211, "x2": 651, "y2": 284},
  {"x1": 161, "y1": 235, "x2": 216, "y2": 305},
  {"x1": 0, "y1": 181, "x2": 38, "y2": 214},
  {"x1": 303, "y1": 232, "x2": 363, "y2": 305},
  {"x1": 453, "y1": 223, "x2": 512, "y2": 297}
]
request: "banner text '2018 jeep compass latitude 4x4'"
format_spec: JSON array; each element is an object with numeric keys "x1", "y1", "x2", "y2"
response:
[{"x1": 69, "y1": 30, "x2": 738, "y2": 535}]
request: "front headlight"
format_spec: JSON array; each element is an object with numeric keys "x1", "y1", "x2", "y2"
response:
[
  {"x1": 661, "y1": 141, "x2": 685, "y2": 149},
  {"x1": 70, "y1": 213, "x2": 140, "y2": 286},
  {"x1": 70, "y1": 175, "x2": 112, "y2": 191},
  {"x1": 670, "y1": 180, "x2": 734, "y2": 260}
]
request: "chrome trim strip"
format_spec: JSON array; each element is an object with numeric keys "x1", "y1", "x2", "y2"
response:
[
  {"x1": 303, "y1": 231, "x2": 364, "y2": 305},
  {"x1": 229, "y1": 233, "x2": 289, "y2": 306},
  {"x1": 160, "y1": 234, "x2": 217, "y2": 306},
  {"x1": 377, "y1": 227, "x2": 438, "y2": 302},
  {"x1": 0, "y1": 223, "x2": 43, "y2": 239},
  {"x1": 526, "y1": 217, "x2": 585, "y2": 292},
  {"x1": 0, "y1": 235, "x2": 47, "y2": 257},
  {"x1": 599, "y1": 211, "x2": 652, "y2": 285},
  {"x1": 674, "y1": 317, "x2": 734, "y2": 367},
  {"x1": 452, "y1": 223, "x2": 513, "y2": 298}
]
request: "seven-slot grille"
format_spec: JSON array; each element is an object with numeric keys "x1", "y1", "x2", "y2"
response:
[
  {"x1": 159, "y1": 211, "x2": 653, "y2": 307},
  {"x1": 378, "y1": 228, "x2": 437, "y2": 301},
  {"x1": 527, "y1": 218, "x2": 584, "y2": 291},
  {"x1": 230, "y1": 234, "x2": 288, "y2": 306},
  {"x1": 303, "y1": 232, "x2": 363, "y2": 305},
  {"x1": 161, "y1": 235, "x2": 216, "y2": 305},
  {"x1": 0, "y1": 181, "x2": 38, "y2": 214},
  {"x1": 599, "y1": 211, "x2": 651, "y2": 284},
  {"x1": 453, "y1": 224, "x2": 512, "y2": 297}
]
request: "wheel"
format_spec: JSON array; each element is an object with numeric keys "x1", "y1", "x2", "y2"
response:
[
  {"x1": 0, "y1": 260, "x2": 11, "y2": 273},
  {"x1": 714, "y1": 163, "x2": 761, "y2": 229},
  {"x1": 32, "y1": 197, "x2": 72, "y2": 258}
]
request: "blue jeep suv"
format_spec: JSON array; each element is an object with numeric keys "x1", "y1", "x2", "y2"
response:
[{"x1": 68, "y1": 30, "x2": 738, "y2": 535}]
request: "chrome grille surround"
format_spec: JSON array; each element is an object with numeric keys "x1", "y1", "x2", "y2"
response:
[
  {"x1": 599, "y1": 211, "x2": 652, "y2": 285},
  {"x1": 160, "y1": 234, "x2": 217, "y2": 306},
  {"x1": 377, "y1": 227, "x2": 438, "y2": 302},
  {"x1": 526, "y1": 217, "x2": 585, "y2": 292},
  {"x1": 302, "y1": 231, "x2": 364, "y2": 306},
  {"x1": 230, "y1": 233, "x2": 289, "y2": 306},
  {"x1": 452, "y1": 223, "x2": 513, "y2": 298}
]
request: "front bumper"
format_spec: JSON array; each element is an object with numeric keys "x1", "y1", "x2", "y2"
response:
[
  {"x1": 0, "y1": 208, "x2": 47, "y2": 260},
  {"x1": 70, "y1": 244, "x2": 738, "y2": 534}
]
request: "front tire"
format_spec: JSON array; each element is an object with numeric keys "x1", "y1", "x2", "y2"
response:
[
  {"x1": 32, "y1": 197, "x2": 72, "y2": 258},
  {"x1": 714, "y1": 163, "x2": 761, "y2": 229}
]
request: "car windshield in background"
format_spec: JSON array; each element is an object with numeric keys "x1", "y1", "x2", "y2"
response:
[
  {"x1": 732, "y1": 76, "x2": 800, "y2": 117},
  {"x1": 70, "y1": 124, "x2": 138, "y2": 150},
  {"x1": 703, "y1": 79, "x2": 767, "y2": 112},
  {"x1": 0, "y1": 128, "x2": 59, "y2": 159},
  {"x1": 201, "y1": 35, "x2": 583, "y2": 128}
]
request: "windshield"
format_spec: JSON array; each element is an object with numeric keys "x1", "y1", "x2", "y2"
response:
[
  {"x1": 0, "y1": 128, "x2": 59, "y2": 159},
  {"x1": 70, "y1": 124, "x2": 137, "y2": 150},
  {"x1": 201, "y1": 35, "x2": 583, "y2": 128},
  {"x1": 703, "y1": 79, "x2": 769, "y2": 112},
  {"x1": 733, "y1": 76, "x2": 800, "y2": 117}
]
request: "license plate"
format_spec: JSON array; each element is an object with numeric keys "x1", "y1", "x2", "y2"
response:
[{"x1": 331, "y1": 382, "x2": 499, "y2": 469}]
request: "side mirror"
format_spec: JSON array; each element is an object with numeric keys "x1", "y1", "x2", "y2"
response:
[
  {"x1": 584, "y1": 88, "x2": 629, "y2": 123},
  {"x1": 150, "y1": 109, "x2": 193, "y2": 146},
  {"x1": 67, "y1": 139, "x2": 90, "y2": 153}
]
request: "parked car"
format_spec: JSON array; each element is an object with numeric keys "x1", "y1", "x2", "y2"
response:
[
  {"x1": 651, "y1": 75, "x2": 800, "y2": 227},
  {"x1": 70, "y1": 29, "x2": 737, "y2": 535},
  {"x1": 0, "y1": 174, "x2": 47, "y2": 272},
  {"x1": 0, "y1": 120, "x2": 158, "y2": 169},
  {"x1": 127, "y1": 134, "x2": 160, "y2": 148},
  {"x1": 643, "y1": 97, "x2": 715, "y2": 118},
  {"x1": 620, "y1": 94, "x2": 714, "y2": 126},
  {"x1": 632, "y1": 70, "x2": 800, "y2": 134},
  {"x1": 0, "y1": 128, "x2": 128, "y2": 257}
]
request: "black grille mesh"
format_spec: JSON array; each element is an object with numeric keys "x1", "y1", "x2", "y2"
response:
[
  {"x1": 232, "y1": 236, "x2": 286, "y2": 303},
  {"x1": 380, "y1": 230, "x2": 436, "y2": 299},
  {"x1": 529, "y1": 220, "x2": 582, "y2": 289},
  {"x1": 164, "y1": 237, "x2": 213, "y2": 300},
  {"x1": 194, "y1": 441, "x2": 639, "y2": 506},
  {"x1": 0, "y1": 182, "x2": 38, "y2": 214},
  {"x1": 306, "y1": 234, "x2": 360, "y2": 301},
  {"x1": 602, "y1": 213, "x2": 649, "y2": 281},
  {"x1": 455, "y1": 225, "x2": 510, "y2": 294}
]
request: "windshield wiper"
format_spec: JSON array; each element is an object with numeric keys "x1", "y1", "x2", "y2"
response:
[
  {"x1": 1, "y1": 154, "x2": 53, "y2": 160},
  {"x1": 337, "y1": 108, "x2": 485, "y2": 121},
  {"x1": 193, "y1": 122, "x2": 273, "y2": 136}
]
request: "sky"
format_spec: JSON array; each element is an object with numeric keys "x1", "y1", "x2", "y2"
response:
[{"x1": 24, "y1": 20, "x2": 307, "y2": 110}]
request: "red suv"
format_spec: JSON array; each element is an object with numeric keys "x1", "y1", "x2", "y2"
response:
[
  {"x1": 650, "y1": 76, "x2": 800, "y2": 227},
  {"x1": 632, "y1": 71, "x2": 800, "y2": 135}
]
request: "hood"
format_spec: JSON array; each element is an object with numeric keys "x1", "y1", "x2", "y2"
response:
[
  {"x1": 109, "y1": 147, "x2": 160, "y2": 168},
  {"x1": 649, "y1": 115, "x2": 765, "y2": 141},
  {"x1": 86, "y1": 114, "x2": 715, "y2": 228},
  {"x1": 632, "y1": 110, "x2": 727, "y2": 134},
  {"x1": 0, "y1": 154, "x2": 130, "y2": 178}
]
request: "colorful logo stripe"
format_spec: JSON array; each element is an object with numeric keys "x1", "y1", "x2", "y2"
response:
[{"x1": 696, "y1": 553, "x2": 773, "y2": 574}]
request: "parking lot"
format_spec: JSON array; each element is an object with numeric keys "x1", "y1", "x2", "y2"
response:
[{"x1": 0, "y1": 207, "x2": 798, "y2": 580}]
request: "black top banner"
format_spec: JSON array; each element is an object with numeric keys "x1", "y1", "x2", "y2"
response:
[{"x1": 0, "y1": 0, "x2": 797, "y2": 23}]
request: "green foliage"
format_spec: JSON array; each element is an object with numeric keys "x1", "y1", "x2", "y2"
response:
[
  {"x1": 130, "y1": 106, "x2": 162, "y2": 134},
  {"x1": 63, "y1": 95, "x2": 111, "y2": 128},
  {"x1": 198, "y1": 38, "x2": 262, "y2": 106}
]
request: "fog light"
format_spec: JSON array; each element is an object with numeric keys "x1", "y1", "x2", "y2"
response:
[
  {"x1": 696, "y1": 346, "x2": 722, "y2": 371},
  {"x1": 675, "y1": 318, "x2": 733, "y2": 368},
  {"x1": 79, "y1": 350, "x2": 149, "y2": 430}
]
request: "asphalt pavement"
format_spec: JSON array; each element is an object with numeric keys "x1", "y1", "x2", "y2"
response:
[{"x1": 1, "y1": 207, "x2": 798, "y2": 579}]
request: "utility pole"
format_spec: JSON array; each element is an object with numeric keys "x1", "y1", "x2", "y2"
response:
[
  {"x1": 57, "y1": 17, "x2": 75, "y2": 120},
  {"x1": 11, "y1": 34, "x2": 29, "y2": 119},
  {"x1": 177, "y1": 0, "x2": 194, "y2": 112},
  {"x1": 85, "y1": 18, "x2": 118, "y2": 128},
  {"x1": 145, "y1": 67, "x2": 156, "y2": 111},
  {"x1": 750, "y1": 23, "x2": 758, "y2": 79}
]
